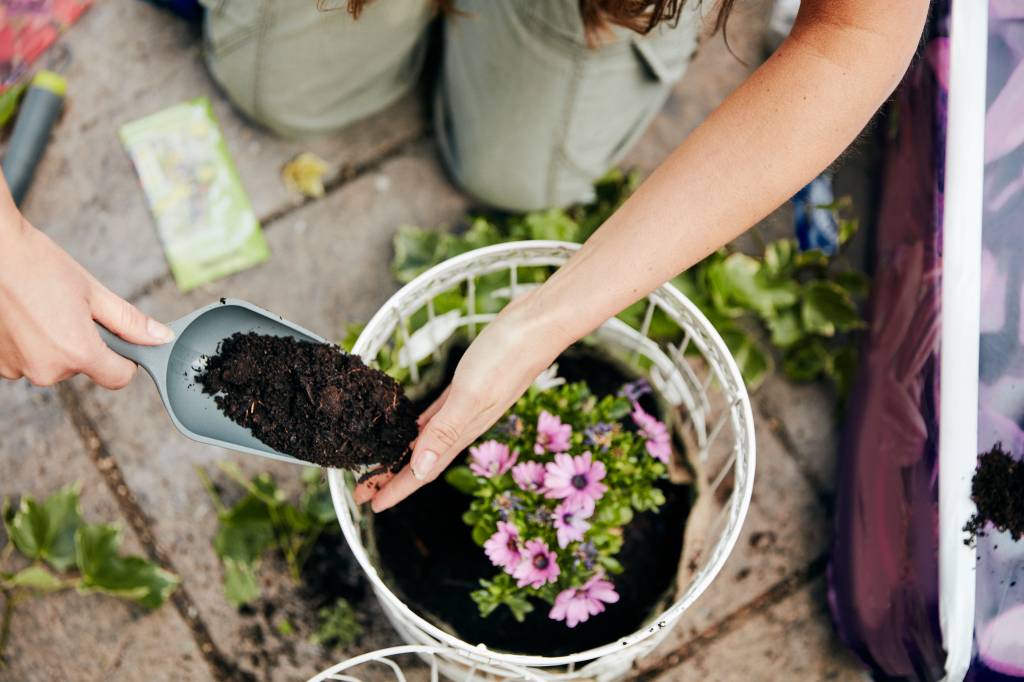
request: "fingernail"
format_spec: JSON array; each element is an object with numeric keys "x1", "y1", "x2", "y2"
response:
[
  {"x1": 412, "y1": 450, "x2": 438, "y2": 481},
  {"x1": 147, "y1": 319, "x2": 174, "y2": 343}
]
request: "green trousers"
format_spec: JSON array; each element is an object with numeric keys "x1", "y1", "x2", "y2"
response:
[{"x1": 201, "y1": 0, "x2": 701, "y2": 210}]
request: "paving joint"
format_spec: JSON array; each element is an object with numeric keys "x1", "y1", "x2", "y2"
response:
[
  {"x1": 55, "y1": 383, "x2": 256, "y2": 682},
  {"x1": 631, "y1": 553, "x2": 829, "y2": 680}
]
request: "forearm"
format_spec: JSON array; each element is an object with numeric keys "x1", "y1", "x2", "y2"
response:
[{"x1": 528, "y1": 0, "x2": 929, "y2": 341}]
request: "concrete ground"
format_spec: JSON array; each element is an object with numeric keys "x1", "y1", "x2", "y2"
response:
[{"x1": 1, "y1": 1, "x2": 874, "y2": 680}]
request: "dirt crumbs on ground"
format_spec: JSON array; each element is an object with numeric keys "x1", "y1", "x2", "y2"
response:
[
  {"x1": 197, "y1": 332, "x2": 417, "y2": 472},
  {"x1": 964, "y1": 442, "x2": 1024, "y2": 543}
]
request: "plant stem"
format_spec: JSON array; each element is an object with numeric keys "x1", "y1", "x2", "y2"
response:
[{"x1": 194, "y1": 466, "x2": 228, "y2": 516}]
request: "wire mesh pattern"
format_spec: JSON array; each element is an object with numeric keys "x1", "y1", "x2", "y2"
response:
[{"x1": 324, "y1": 241, "x2": 756, "y2": 681}]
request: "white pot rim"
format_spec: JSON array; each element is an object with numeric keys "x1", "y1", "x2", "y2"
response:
[{"x1": 327, "y1": 240, "x2": 756, "y2": 669}]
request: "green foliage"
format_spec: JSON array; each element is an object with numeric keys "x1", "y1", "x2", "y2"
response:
[
  {"x1": 311, "y1": 598, "x2": 363, "y2": 649},
  {"x1": 0, "y1": 486, "x2": 177, "y2": 664},
  {"x1": 385, "y1": 171, "x2": 869, "y2": 396},
  {"x1": 450, "y1": 378, "x2": 668, "y2": 625},
  {"x1": 3, "y1": 485, "x2": 81, "y2": 572},
  {"x1": 200, "y1": 465, "x2": 337, "y2": 608},
  {"x1": 471, "y1": 574, "x2": 534, "y2": 622},
  {"x1": 75, "y1": 524, "x2": 179, "y2": 609}
]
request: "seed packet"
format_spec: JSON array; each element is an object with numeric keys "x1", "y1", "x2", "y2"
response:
[{"x1": 120, "y1": 98, "x2": 269, "y2": 292}]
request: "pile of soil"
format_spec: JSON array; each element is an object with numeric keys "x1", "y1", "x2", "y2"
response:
[
  {"x1": 197, "y1": 332, "x2": 417, "y2": 472},
  {"x1": 964, "y1": 442, "x2": 1024, "y2": 542},
  {"x1": 372, "y1": 343, "x2": 692, "y2": 656}
]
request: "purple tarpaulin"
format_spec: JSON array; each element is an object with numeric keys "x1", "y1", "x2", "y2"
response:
[{"x1": 827, "y1": 4, "x2": 949, "y2": 680}]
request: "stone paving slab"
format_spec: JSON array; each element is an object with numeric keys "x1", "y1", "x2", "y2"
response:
[
  {"x1": 649, "y1": 579, "x2": 867, "y2": 682},
  {"x1": 68, "y1": 148, "x2": 467, "y2": 681},
  {"x1": 635, "y1": 409, "x2": 829, "y2": 670},
  {"x1": 19, "y1": 0, "x2": 424, "y2": 299},
  {"x1": 0, "y1": 381, "x2": 213, "y2": 682}
]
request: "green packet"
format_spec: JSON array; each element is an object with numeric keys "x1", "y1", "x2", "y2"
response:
[{"x1": 120, "y1": 98, "x2": 269, "y2": 292}]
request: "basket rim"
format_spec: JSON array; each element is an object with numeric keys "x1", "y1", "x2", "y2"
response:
[{"x1": 328, "y1": 240, "x2": 756, "y2": 669}]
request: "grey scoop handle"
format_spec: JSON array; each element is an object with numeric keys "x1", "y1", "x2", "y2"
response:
[
  {"x1": 94, "y1": 298, "x2": 326, "y2": 467},
  {"x1": 96, "y1": 326, "x2": 171, "y2": 385}
]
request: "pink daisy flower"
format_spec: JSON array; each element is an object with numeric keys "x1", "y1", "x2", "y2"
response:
[
  {"x1": 511, "y1": 461, "x2": 547, "y2": 493},
  {"x1": 535, "y1": 411, "x2": 572, "y2": 454},
  {"x1": 631, "y1": 402, "x2": 672, "y2": 464},
  {"x1": 469, "y1": 440, "x2": 518, "y2": 478},
  {"x1": 484, "y1": 521, "x2": 522, "y2": 573},
  {"x1": 549, "y1": 573, "x2": 620, "y2": 628},
  {"x1": 512, "y1": 538, "x2": 561, "y2": 588},
  {"x1": 553, "y1": 499, "x2": 591, "y2": 549},
  {"x1": 544, "y1": 452, "x2": 607, "y2": 515}
]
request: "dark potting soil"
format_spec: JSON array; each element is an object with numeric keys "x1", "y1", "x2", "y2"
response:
[
  {"x1": 964, "y1": 442, "x2": 1024, "y2": 543},
  {"x1": 372, "y1": 343, "x2": 691, "y2": 656},
  {"x1": 197, "y1": 332, "x2": 417, "y2": 472}
]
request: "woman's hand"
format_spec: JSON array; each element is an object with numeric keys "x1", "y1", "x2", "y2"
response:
[
  {"x1": 355, "y1": 291, "x2": 574, "y2": 511},
  {"x1": 0, "y1": 214, "x2": 174, "y2": 388}
]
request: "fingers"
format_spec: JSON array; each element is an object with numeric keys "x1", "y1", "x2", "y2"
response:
[
  {"x1": 353, "y1": 392, "x2": 444, "y2": 505},
  {"x1": 370, "y1": 389, "x2": 480, "y2": 512},
  {"x1": 89, "y1": 282, "x2": 174, "y2": 345},
  {"x1": 80, "y1": 336, "x2": 138, "y2": 389},
  {"x1": 353, "y1": 471, "x2": 394, "y2": 504}
]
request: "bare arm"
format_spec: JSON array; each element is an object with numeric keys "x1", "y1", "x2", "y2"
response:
[{"x1": 364, "y1": 0, "x2": 930, "y2": 510}]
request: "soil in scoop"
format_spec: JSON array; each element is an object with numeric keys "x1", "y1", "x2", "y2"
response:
[
  {"x1": 372, "y1": 343, "x2": 692, "y2": 656},
  {"x1": 964, "y1": 442, "x2": 1024, "y2": 543},
  {"x1": 197, "y1": 332, "x2": 417, "y2": 472}
]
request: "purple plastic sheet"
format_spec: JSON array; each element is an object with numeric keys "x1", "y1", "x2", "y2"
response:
[
  {"x1": 827, "y1": 5, "x2": 949, "y2": 680},
  {"x1": 830, "y1": 2, "x2": 1024, "y2": 679},
  {"x1": 968, "y1": 3, "x2": 1024, "y2": 680}
]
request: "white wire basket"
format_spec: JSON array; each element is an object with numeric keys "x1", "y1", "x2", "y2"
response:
[{"x1": 323, "y1": 241, "x2": 756, "y2": 681}]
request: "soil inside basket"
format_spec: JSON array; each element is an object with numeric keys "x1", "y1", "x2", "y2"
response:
[{"x1": 372, "y1": 343, "x2": 693, "y2": 656}]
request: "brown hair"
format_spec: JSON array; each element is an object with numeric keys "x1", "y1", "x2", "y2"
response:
[{"x1": 332, "y1": 0, "x2": 736, "y2": 41}]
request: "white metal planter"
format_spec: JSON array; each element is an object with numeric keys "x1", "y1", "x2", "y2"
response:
[{"x1": 320, "y1": 241, "x2": 756, "y2": 681}]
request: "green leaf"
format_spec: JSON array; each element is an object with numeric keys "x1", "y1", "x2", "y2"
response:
[
  {"x1": 3, "y1": 485, "x2": 82, "y2": 571},
  {"x1": 828, "y1": 346, "x2": 859, "y2": 398},
  {"x1": 793, "y1": 249, "x2": 829, "y2": 269},
  {"x1": 340, "y1": 321, "x2": 366, "y2": 352},
  {"x1": 598, "y1": 556, "x2": 624, "y2": 575},
  {"x1": 6, "y1": 566, "x2": 66, "y2": 592},
  {"x1": 707, "y1": 253, "x2": 799, "y2": 319},
  {"x1": 222, "y1": 557, "x2": 261, "y2": 608},
  {"x1": 834, "y1": 270, "x2": 871, "y2": 298},
  {"x1": 213, "y1": 495, "x2": 275, "y2": 564},
  {"x1": 783, "y1": 338, "x2": 830, "y2": 382},
  {"x1": 75, "y1": 524, "x2": 179, "y2": 609},
  {"x1": 313, "y1": 598, "x2": 363, "y2": 649},
  {"x1": 837, "y1": 217, "x2": 859, "y2": 246},
  {"x1": 446, "y1": 466, "x2": 481, "y2": 495},
  {"x1": 763, "y1": 239, "x2": 796, "y2": 279},
  {"x1": 719, "y1": 327, "x2": 772, "y2": 390},
  {"x1": 766, "y1": 307, "x2": 804, "y2": 348},
  {"x1": 522, "y1": 209, "x2": 579, "y2": 242},
  {"x1": 471, "y1": 522, "x2": 492, "y2": 547},
  {"x1": 276, "y1": 618, "x2": 295, "y2": 636},
  {"x1": 0, "y1": 83, "x2": 26, "y2": 128},
  {"x1": 391, "y1": 225, "x2": 444, "y2": 283},
  {"x1": 300, "y1": 485, "x2": 336, "y2": 526},
  {"x1": 800, "y1": 281, "x2": 865, "y2": 338}
]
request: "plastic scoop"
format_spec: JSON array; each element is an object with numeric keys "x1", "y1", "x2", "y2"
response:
[{"x1": 97, "y1": 298, "x2": 325, "y2": 467}]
